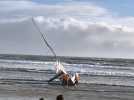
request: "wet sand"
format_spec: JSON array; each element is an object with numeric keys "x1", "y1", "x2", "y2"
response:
[{"x1": 0, "y1": 80, "x2": 134, "y2": 100}]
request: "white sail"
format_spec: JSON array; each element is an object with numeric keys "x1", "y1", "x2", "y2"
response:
[{"x1": 55, "y1": 61, "x2": 67, "y2": 74}]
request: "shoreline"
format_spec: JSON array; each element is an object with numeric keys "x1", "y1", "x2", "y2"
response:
[{"x1": 0, "y1": 82, "x2": 134, "y2": 100}]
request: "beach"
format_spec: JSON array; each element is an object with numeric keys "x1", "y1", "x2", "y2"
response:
[
  {"x1": 0, "y1": 80, "x2": 134, "y2": 100},
  {"x1": 0, "y1": 54, "x2": 134, "y2": 100},
  {"x1": 0, "y1": 0, "x2": 134, "y2": 99}
]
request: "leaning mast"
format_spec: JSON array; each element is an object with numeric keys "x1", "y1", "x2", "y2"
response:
[{"x1": 31, "y1": 18, "x2": 57, "y2": 60}]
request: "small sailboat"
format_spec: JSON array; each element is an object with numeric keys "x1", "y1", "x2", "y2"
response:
[{"x1": 32, "y1": 17, "x2": 80, "y2": 86}]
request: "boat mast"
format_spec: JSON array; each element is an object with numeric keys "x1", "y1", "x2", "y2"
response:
[{"x1": 31, "y1": 17, "x2": 57, "y2": 60}]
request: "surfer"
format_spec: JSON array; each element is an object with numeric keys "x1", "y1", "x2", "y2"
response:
[{"x1": 48, "y1": 61, "x2": 80, "y2": 86}]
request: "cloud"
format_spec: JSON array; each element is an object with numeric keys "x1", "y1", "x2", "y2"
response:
[
  {"x1": 0, "y1": 1, "x2": 109, "y2": 18},
  {"x1": 34, "y1": 17, "x2": 134, "y2": 51},
  {"x1": 0, "y1": 1, "x2": 134, "y2": 58}
]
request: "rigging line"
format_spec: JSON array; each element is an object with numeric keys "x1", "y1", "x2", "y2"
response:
[{"x1": 31, "y1": 17, "x2": 57, "y2": 59}]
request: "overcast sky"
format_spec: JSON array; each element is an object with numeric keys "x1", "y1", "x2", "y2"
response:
[{"x1": 0, "y1": 0, "x2": 134, "y2": 58}]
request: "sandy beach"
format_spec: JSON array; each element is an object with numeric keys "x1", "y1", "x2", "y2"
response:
[{"x1": 0, "y1": 79, "x2": 134, "y2": 100}]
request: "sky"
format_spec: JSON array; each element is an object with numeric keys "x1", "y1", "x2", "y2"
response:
[{"x1": 0, "y1": 0, "x2": 134, "y2": 58}]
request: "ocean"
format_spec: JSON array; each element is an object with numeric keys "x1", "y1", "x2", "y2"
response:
[{"x1": 0, "y1": 54, "x2": 134, "y2": 100}]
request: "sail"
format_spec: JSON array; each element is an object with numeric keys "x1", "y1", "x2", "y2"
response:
[{"x1": 55, "y1": 61, "x2": 67, "y2": 74}]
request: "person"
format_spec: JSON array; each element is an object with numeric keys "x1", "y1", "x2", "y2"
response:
[
  {"x1": 56, "y1": 94, "x2": 64, "y2": 100},
  {"x1": 59, "y1": 72, "x2": 80, "y2": 86},
  {"x1": 48, "y1": 61, "x2": 80, "y2": 86},
  {"x1": 39, "y1": 97, "x2": 44, "y2": 100}
]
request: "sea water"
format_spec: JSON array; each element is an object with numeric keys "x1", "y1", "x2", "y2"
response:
[{"x1": 0, "y1": 55, "x2": 134, "y2": 100}]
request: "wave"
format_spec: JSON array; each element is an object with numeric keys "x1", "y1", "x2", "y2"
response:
[{"x1": 0, "y1": 58, "x2": 134, "y2": 87}]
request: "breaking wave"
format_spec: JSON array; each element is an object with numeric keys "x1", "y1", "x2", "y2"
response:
[{"x1": 0, "y1": 57, "x2": 134, "y2": 87}]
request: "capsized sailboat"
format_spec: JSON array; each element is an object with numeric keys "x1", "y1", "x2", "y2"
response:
[{"x1": 31, "y1": 17, "x2": 80, "y2": 86}]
